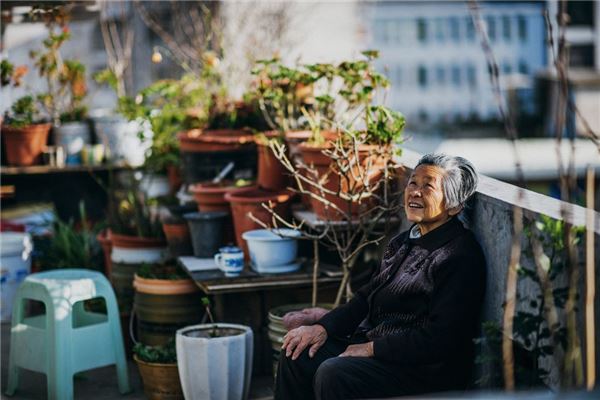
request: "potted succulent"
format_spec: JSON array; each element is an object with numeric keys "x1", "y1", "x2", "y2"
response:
[
  {"x1": 133, "y1": 339, "x2": 184, "y2": 400},
  {"x1": 30, "y1": 26, "x2": 92, "y2": 165},
  {"x1": 133, "y1": 263, "x2": 202, "y2": 346},
  {"x1": 1, "y1": 95, "x2": 51, "y2": 166}
]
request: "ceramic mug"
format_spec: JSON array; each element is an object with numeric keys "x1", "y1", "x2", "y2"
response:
[{"x1": 214, "y1": 246, "x2": 244, "y2": 277}]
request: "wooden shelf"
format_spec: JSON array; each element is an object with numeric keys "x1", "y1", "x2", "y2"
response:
[{"x1": 0, "y1": 163, "x2": 131, "y2": 176}]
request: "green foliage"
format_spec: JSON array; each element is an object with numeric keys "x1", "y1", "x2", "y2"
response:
[
  {"x1": 133, "y1": 339, "x2": 177, "y2": 364},
  {"x1": 30, "y1": 26, "x2": 88, "y2": 123},
  {"x1": 4, "y1": 96, "x2": 45, "y2": 127},
  {"x1": 37, "y1": 202, "x2": 103, "y2": 271},
  {"x1": 93, "y1": 69, "x2": 119, "y2": 93},
  {"x1": 1, "y1": 59, "x2": 14, "y2": 86},
  {"x1": 363, "y1": 105, "x2": 406, "y2": 145}
]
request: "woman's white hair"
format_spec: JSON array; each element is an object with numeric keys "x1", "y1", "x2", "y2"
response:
[{"x1": 415, "y1": 153, "x2": 479, "y2": 209}]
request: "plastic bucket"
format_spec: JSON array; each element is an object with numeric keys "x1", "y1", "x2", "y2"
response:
[{"x1": 0, "y1": 232, "x2": 33, "y2": 321}]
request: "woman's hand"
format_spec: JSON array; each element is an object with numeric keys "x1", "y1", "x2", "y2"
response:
[
  {"x1": 339, "y1": 342, "x2": 374, "y2": 358},
  {"x1": 282, "y1": 324, "x2": 328, "y2": 360}
]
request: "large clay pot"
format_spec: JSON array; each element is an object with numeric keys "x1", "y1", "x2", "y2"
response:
[
  {"x1": 189, "y1": 182, "x2": 256, "y2": 213},
  {"x1": 162, "y1": 219, "x2": 193, "y2": 257},
  {"x1": 224, "y1": 188, "x2": 293, "y2": 258},
  {"x1": 176, "y1": 323, "x2": 253, "y2": 400},
  {"x1": 299, "y1": 142, "x2": 385, "y2": 221},
  {"x1": 178, "y1": 129, "x2": 255, "y2": 152},
  {"x1": 1, "y1": 123, "x2": 51, "y2": 166},
  {"x1": 134, "y1": 355, "x2": 184, "y2": 400}
]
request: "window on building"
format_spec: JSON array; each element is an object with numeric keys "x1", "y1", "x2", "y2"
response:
[
  {"x1": 417, "y1": 18, "x2": 427, "y2": 42},
  {"x1": 566, "y1": 0, "x2": 594, "y2": 27},
  {"x1": 418, "y1": 66, "x2": 428, "y2": 88},
  {"x1": 436, "y1": 65, "x2": 446, "y2": 85},
  {"x1": 502, "y1": 16, "x2": 511, "y2": 40},
  {"x1": 518, "y1": 16, "x2": 527, "y2": 41},
  {"x1": 449, "y1": 17, "x2": 460, "y2": 41},
  {"x1": 435, "y1": 18, "x2": 445, "y2": 42},
  {"x1": 518, "y1": 60, "x2": 529, "y2": 75},
  {"x1": 452, "y1": 65, "x2": 461, "y2": 86},
  {"x1": 373, "y1": 23, "x2": 384, "y2": 43},
  {"x1": 465, "y1": 17, "x2": 476, "y2": 41},
  {"x1": 570, "y1": 44, "x2": 595, "y2": 68},
  {"x1": 467, "y1": 64, "x2": 477, "y2": 88},
  {"x1": 486, "y1": 16, "x2": 496, "y2": 41},
  {"x1": 503, "y1": 62, "x2": 512, "y2": 75}
]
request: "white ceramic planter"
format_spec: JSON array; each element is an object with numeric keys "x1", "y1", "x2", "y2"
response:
[
  {"x1": 53, "y1": 121, "x2": 91, "y2": 164},
  {"x1": 242, "y1": 229, "x2": 301, "y2": 273},
  {"x1": 176, "y1": 323, "x2": 253, "y2": 400},
  {"x1": 0, "y1": 233, "x2": 32, "y2": 321},
  {"x1": 140, "y1": 174, "x2": 170, "y2": 199},
  {"x1": 90, "y1": 110, "x2": 150, "y2": 167}
]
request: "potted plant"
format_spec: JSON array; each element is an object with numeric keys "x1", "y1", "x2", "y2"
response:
[
  {"x1": 133, "y1": 263, "x2": 202, "y2": 347},
  {"x1": 30, "y1": 25, "x2": 92, "y2": 165},
  {"x1": 176, "y1": 299, "x2": 253, "y2": 400},
  {"x1": 133, "y1": 339, "x2": 184, "y2": 400},
  {"x1": 1, "y1": 95, "x2": 51, "y2": 166}
]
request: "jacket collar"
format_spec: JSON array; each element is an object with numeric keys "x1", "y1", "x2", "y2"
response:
[{"x1": 406, "y1": 216, "x2": 465, "y2": 252}]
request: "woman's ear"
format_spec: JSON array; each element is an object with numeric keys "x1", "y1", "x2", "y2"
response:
[{"x1": 448, "y1": 205, "x2": 463, "y2": 216}]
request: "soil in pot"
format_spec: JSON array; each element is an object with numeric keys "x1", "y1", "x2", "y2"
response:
[
  {"x1": 184, "y1": 211, "x2": 228, "y2": 257},
  {"x1": 224, "y1": 188, "x2": 294, "y2": 259},
  {"x1": 134, "y1": 355, "x2": 184, "y2": 400},
  {"x1": 2, "y1": 123, "x2": 51, "y2": 166},
  {"x1": 183, "y1": 326, "x2": 246, "y2": 338}
]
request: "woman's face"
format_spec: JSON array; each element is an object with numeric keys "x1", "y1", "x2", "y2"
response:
[{"x1": 404, "y1": 164, "x2": 454, "y2": 235}]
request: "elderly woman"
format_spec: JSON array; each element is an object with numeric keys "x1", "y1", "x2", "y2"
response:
[{"x1": 275, "y1": 153, "x2": 486, "y2": 400}]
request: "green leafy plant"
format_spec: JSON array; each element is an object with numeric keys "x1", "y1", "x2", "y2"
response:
[
  {"x1": 30, "y1": 25, "x2": 89, "y2": 124},
  {"x1": 37, "y1": 202, "x2": 103, "y2": 271},
  {"x1": 133, "y1": 339, "x2": 177, "y2": 364},
  {"x1": 3, "y1": 96, "x2": 46, "y2": 128},
  {"x1": 362, "y1": 105, "x2": 406, "y2": 147}
]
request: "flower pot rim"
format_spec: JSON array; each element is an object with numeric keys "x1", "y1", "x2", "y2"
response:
[
  {"x1": 183, "y1": 211, "x2": 229, "y2": 221},
  {"x1": 176, "y1": 322, "x2": 252, "y2": 340},
  {"x1": 1, "y1": 122, "x2": 52, "y2": 132},
  {"x1": 224, "y1": 188, "x2": 293, "y2": 204},
  {"x1": 189, "y1": 181, "x2": 256, "y2": 194},
  {"x1": 133, "y1": 273, "x2": 198, "y2": 295},
  {"x1": 178, "y1": 128, "x2": 255, "y2": 144},
  {"x1": 110, "y1": 232, "x2": 167, "y2": 248},
  {"x1": 133, "y1": 354, "x2": 178, "y2": 367},
  {"x1": 242, "y1": 228, "x2": 301, "y2": 242}
]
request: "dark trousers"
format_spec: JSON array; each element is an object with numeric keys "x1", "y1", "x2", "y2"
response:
[{"x1": 274, "y1": 338, "x2": 430, "y2": 400}]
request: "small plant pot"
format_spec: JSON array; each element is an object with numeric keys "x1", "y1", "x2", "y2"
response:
[
  {"x1": 184, "y1": 211, "x2": 228, "y2": 258},
  {"x1": 189, "y1": 181, "x2": 255, "y2": 213},
  {"x1": 134, "y1": 355, "x2": 184, "y2": 400},
  {"x1": 176, "y1": 323, "x2": 253, "y2": 400},
  {"x1": 1, "y1": 123, "x2": 51, "y2": 166},
  {"x1": 224, "y1": 188, "x2": 294, "y2": 259},
  {"x1": 110, "y1": 233, "x2": 167, "y2": 265},
  {"x1": 242, "y1": 229, "x2": 301, "y2": 273},
  {"x1": 162, "y1": 220, "x2": 193, "y2": 257},
  {"x1": 52, "y1": 121, "x2": 91, "y2": 165}
]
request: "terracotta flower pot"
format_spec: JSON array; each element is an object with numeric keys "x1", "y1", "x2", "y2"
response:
[
  {"x1": 110, "y1": 233, "x2": 167, "y2": 249},
  {"x1": 189, "y1": 181, "x2": 256, "y2": 213},
  {"x1": 177, "y1": 129, "x2": 256, "y2": 152},
  {"x1": 162, "y1": 220, "x2": 193, "y2": 257},
  {"x1": 1, "y1": 123, "x2": 51, "y2": 166},
  {"x1": 299, "y1": 142, "x2": 385, "y2": 221},
  {"x1": 133, "y1": 274, "x2": 198, "y2": 295},
  {"x1": 134, "y1": 355, "x2": 184, "y2": 400},
  {"x1": 96, "y1": 229, "x2": 113, "y2": 277},
  {"x1": 224, "y1": 188, "x2": 293, "y2": 259},
  {"x1": 256, "y1": 139, "x2": 289, "y2": 191}
]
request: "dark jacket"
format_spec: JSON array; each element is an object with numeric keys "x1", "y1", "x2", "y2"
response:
[{"x1": 317, "y1": 217, "x2": 486, "y2": 390}]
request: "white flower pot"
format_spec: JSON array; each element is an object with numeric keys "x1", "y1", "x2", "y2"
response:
[
  {"x1": 90, "y1": 109, "x2": 150, "y2": 167},
  {"x1": 176, "y1": 323, "x2": 253, "y2": 400},
  {"x1": 53, "y1": 121, "x2": 91, "y2": 165},
  {"x1": 242, "y1": 229, "x2": 301, "y2": 273}
]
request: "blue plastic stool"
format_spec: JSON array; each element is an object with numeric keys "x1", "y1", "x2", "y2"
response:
[{"x1": 5, "y1": 269, "x2": 131, "y2": 400}]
